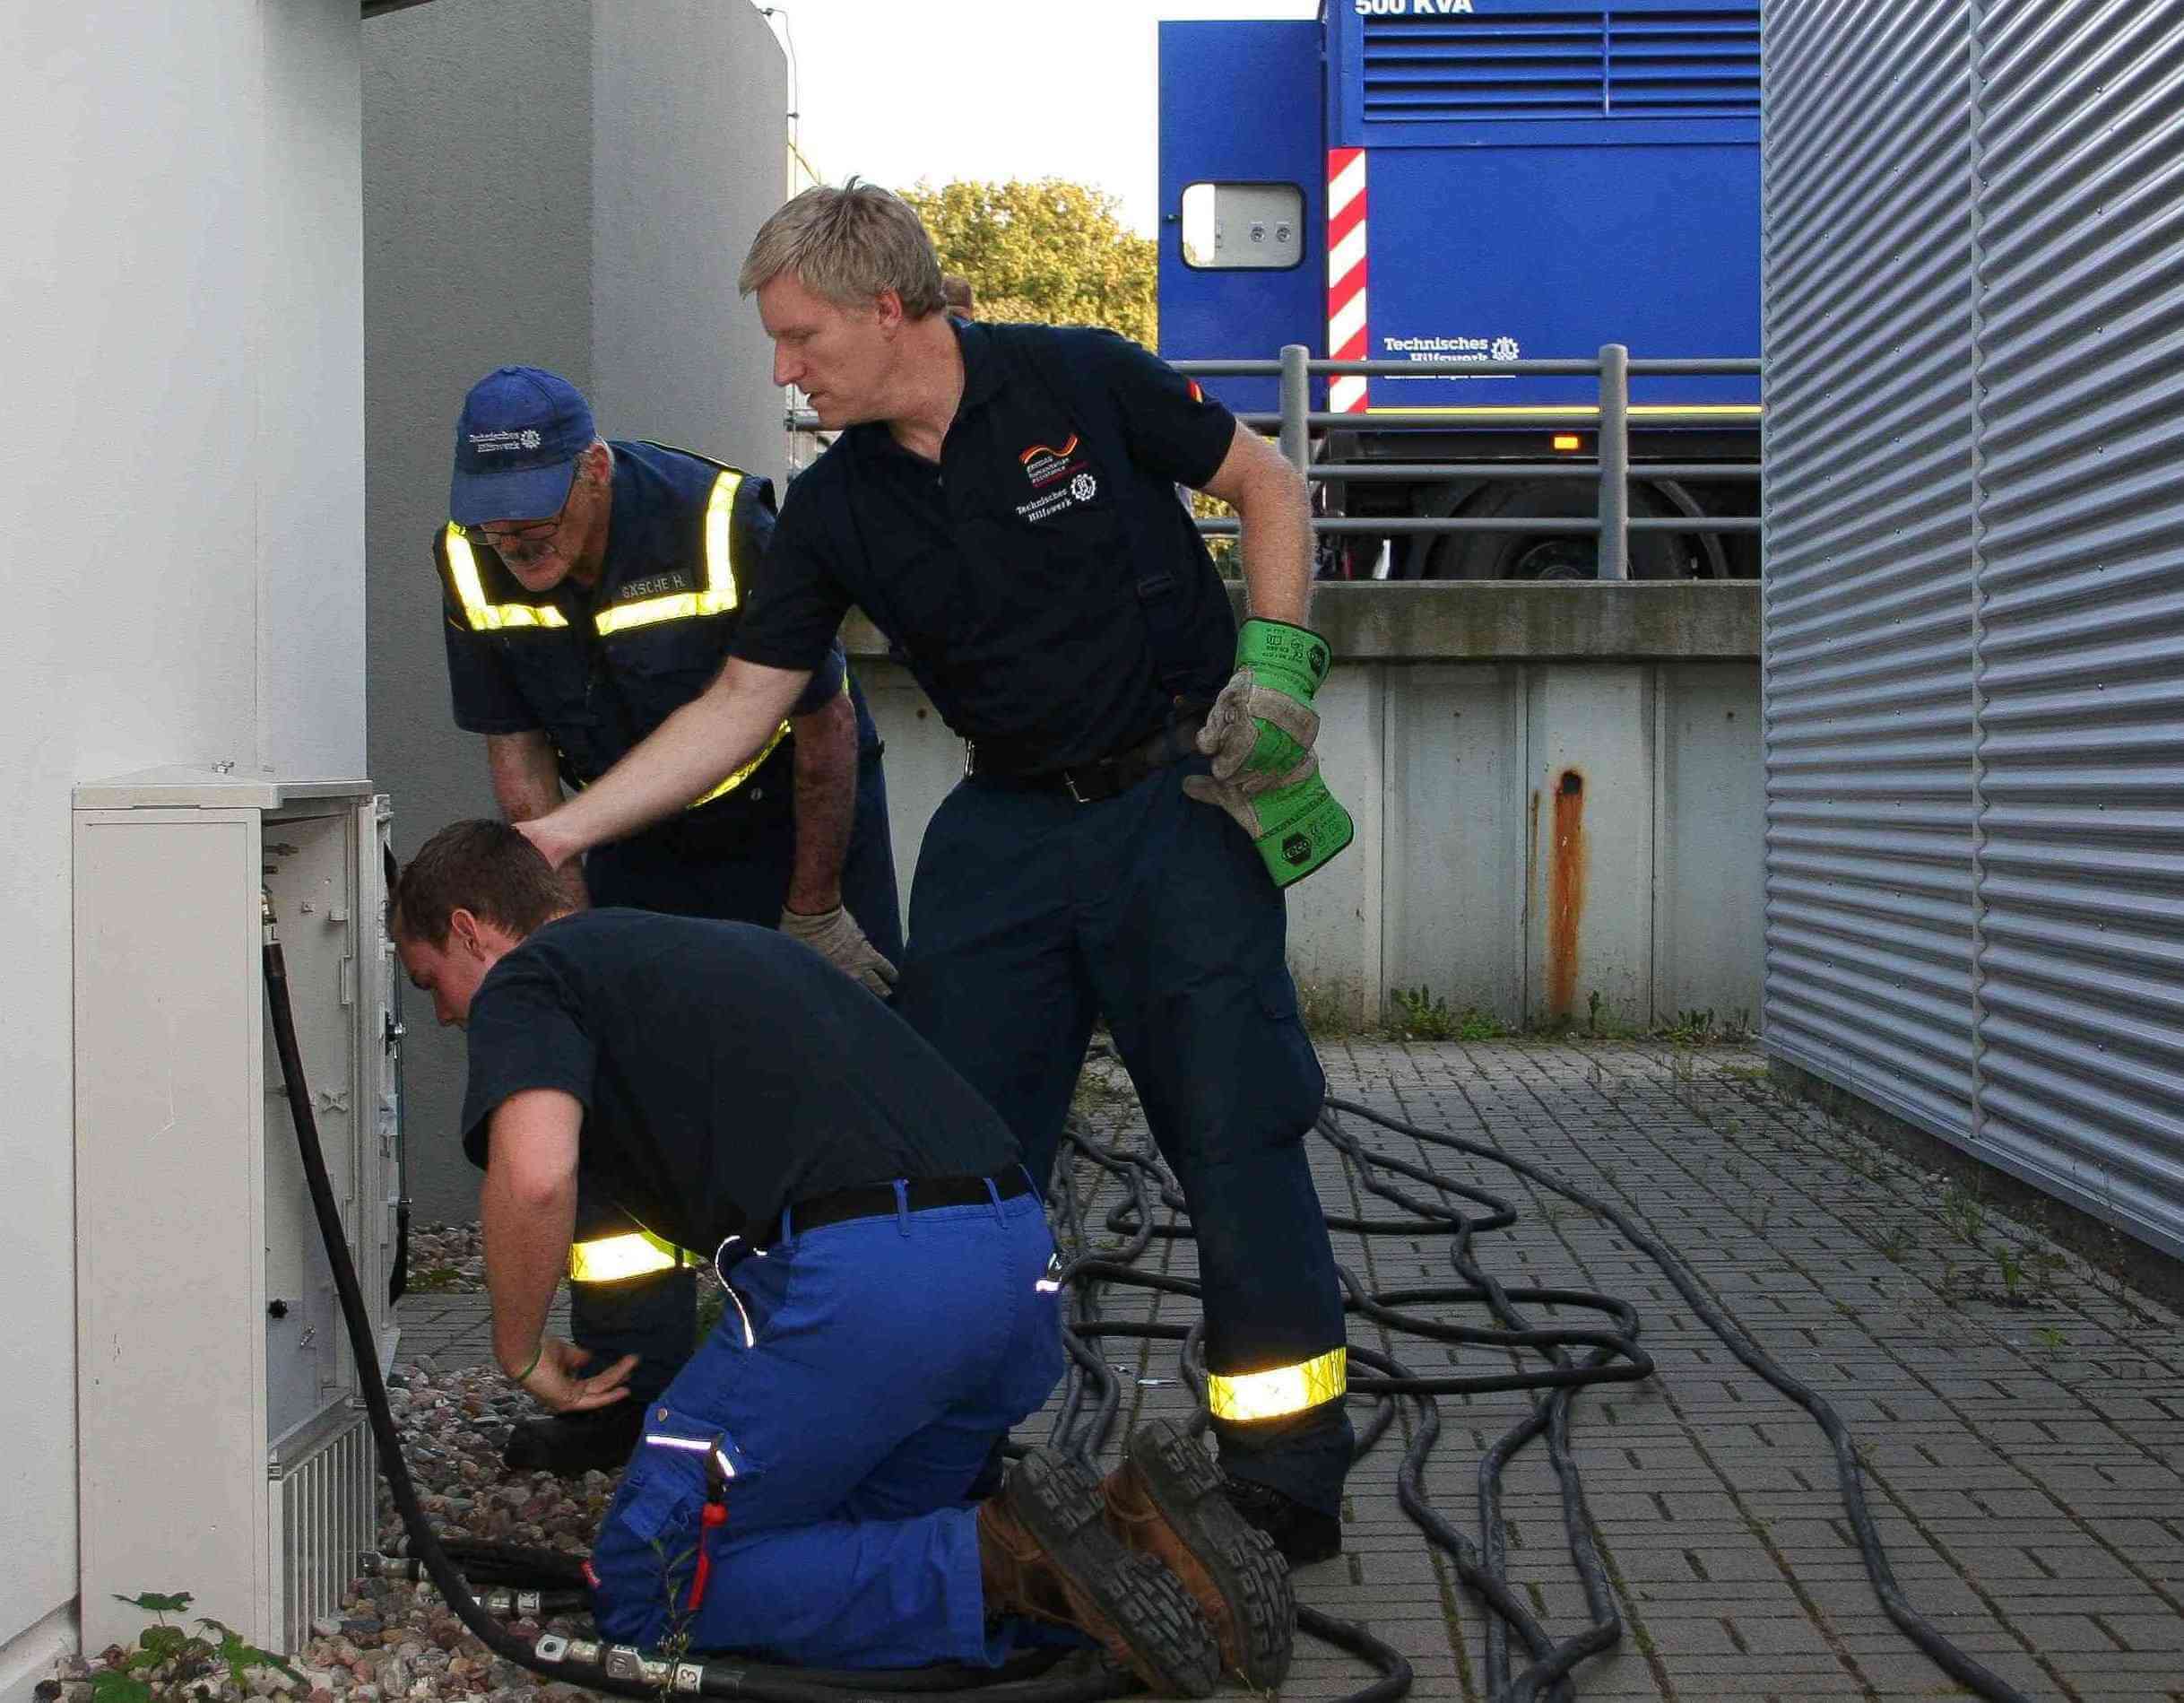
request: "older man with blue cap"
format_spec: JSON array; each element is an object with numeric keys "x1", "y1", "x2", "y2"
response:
[{"x1": 433, "y1": 365, "x2": 904, "y2": 1476}]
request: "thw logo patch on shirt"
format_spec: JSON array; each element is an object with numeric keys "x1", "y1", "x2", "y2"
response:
[{"x1": 1017, "y1": 433, "x2": 1098, "y2": 524}]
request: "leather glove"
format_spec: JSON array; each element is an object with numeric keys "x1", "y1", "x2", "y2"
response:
[
  {"x1": 1184, "y1": 618, "x2": 1355, "y2": 888},
  {"x1": 779, "y1": 905, "x2": 897, "y2": 997},
  {"x1": 1195, "y1": 617, "x2": 1330, "y2": 795},
  {"x1": 1183, "y1": 763, "x2": 1356, "y2": 887}
]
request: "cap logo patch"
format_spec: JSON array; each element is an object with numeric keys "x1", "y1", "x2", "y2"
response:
[{"x1": 467, "y1": 429, "x2": 534, "y2": 456}]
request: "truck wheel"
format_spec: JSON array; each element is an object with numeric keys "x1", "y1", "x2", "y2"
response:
[{"x1": 1426, "y1": 480, "x2": 1689, "y2": 581}]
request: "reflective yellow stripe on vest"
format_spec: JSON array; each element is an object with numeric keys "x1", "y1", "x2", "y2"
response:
[
  {"x1": 448, "y1": 472, "x2": 792, "y2": 810},
  {"x1": 1205, "y1": 1347, "x2": 1348, "y2": 1423},
  {"x1": 567, "y1": 1229, "x2": 696, "y2": 1284},
  {"x1": 688, "y1": 717, "x2": 793, "y2": 809},
  {"x1": 592, "y1": 470, "x2": 743, "y2": 635},
  {"x1": 443, "y1": 526, "x2": 568, "y2": 630},
  {"x1": 590, "y1": 468, "x2": 793, "y2": 804}
]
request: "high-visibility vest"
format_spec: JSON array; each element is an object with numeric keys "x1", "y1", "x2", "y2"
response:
[{"x1": 436, "y1": 447, "x2": 791, "y2": 811}]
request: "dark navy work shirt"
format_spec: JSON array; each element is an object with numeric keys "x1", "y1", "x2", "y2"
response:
[
  {"x1": 438, "y1": 440, "x2": 855, "y2": 847},
  {"x1": 459, "y1": 909, "x2": 1020, "y2": 1250},
  {"x1": 733, "y1": 323, "x2": 1241, "y2": 773}
]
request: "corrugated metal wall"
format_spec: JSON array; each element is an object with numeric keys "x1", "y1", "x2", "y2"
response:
[{"x1": 1763, "y1": 0, "x2": 2184, "y2": 1262}]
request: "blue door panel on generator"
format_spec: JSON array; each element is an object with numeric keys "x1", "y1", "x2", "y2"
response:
[{"x1": 1158, "y1": 19, "x2": 1326, "y2": 416}]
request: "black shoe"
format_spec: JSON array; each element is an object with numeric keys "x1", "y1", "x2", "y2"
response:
[
  {"x1": 1220, "y1": 1473, "x2": 1343, "y2": 1567},
  {"x1": 501, "y1": 1400, "x2": 646, "y2": 1476}
]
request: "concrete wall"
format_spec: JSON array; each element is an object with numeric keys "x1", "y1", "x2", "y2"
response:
[
  {"x1": 3, "y1": 0, "x2": 365, "y2": 1684},
  {"x1": 854, "y1": 584, "x2": 1765, "y2": 1033},
  {"x1": 363, "y1": 0, "x2": 787, "y2": 1221}
]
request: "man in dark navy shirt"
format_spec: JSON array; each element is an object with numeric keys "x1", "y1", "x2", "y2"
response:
[
  {"x1": 517, "y1": 184, "x2": 1357, "y2": 1566},
  {"x1": 389, "y1": 820, "x2": 1291, "y2": 1690},
  {"x1": 436, "y1": 367, "x2": 906, "y2": 1475}
]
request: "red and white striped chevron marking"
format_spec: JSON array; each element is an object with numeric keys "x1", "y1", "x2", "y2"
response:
[{"x1": 1327, "y1": 147, "x2": 1369, "y2": 414}]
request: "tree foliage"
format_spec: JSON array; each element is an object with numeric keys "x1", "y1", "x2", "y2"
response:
[{"x1": 897, "y1": 178, "x2": 1156, "y2": 349}]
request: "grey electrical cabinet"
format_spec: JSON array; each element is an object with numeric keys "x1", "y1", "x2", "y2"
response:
[{"x1": 74, "y1": 769, "x2": 399, "y2": 1655}]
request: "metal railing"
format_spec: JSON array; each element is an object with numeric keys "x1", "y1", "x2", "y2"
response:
[
  {"x1": 785, "y1": 343, "x2": 1761, "y2": 580},
  {"x1": 1182, "y1": 344, "x2": 1761, "y2": 580}
]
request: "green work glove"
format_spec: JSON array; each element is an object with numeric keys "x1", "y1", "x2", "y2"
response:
[
  {"x1": 1183, "y1": 618, "x2": 1356, "y2": 887},
  {"x1": 1196, "y1": 617, "x2": 1327, "y2": 786}
]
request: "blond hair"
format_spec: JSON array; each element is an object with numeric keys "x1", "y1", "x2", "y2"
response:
[{"x1": 739, "y1": 179, "x2": 946, "y2": 316}]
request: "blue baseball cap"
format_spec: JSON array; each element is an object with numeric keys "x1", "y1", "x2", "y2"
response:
[{"x1": 449, "y1": 366, "x2": 595, "y2": 526}]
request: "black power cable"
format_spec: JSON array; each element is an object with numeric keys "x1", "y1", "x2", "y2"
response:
[
  {"x1": 278, "y1": 899, "x2": 2032, "y2": 1703},
  {"x1": 1023, "y1": 1083, "x2": 2036, "y2": 1703},
  {"x1": 1039, "y1": 1097, "x2": 2033, "y2": 1703},
  {"x1": 1315, "y1": 1095, "x2": 2036, "y2": 1703}
]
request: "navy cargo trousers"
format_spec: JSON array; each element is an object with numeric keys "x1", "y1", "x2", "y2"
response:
[{"x1": 897, "y1": 755, "x2": 1354, "y2": 1516}]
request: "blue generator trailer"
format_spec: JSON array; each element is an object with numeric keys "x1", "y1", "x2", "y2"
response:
[{"x1": 1158, "y1": 0, "x2": 1762, "y2": 578}]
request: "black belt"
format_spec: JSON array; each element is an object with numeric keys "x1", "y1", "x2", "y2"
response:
[
  {"x1": 765, "y1": 1169, "x2": 1033, "y2": 1247},
  {"x1": 966, "y1": 709, "x2": 1208, "y2": 805}
]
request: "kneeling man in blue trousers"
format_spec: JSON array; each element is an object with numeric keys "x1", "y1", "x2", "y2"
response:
[{"x1": 391, "y1": 820, "x2": 1293, "y2": 1695}]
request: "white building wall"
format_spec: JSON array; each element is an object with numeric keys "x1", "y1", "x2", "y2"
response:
[
  {"x1": 593, "y1": 1, "x2": 795, "y2": 482},
  {"x1": 2, "y1": 1, "x2": 365, "y2": 1684},
  {"x1": 363, "y1": 0, "x2": 788, "y2": 1222}
]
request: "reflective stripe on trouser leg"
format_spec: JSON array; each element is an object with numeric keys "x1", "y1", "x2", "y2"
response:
[
  {"x1": 1206, "y1": 1347, "x2": 1348, "y2": 1424},
  {"x1": 568, "y1": 1229, "x2": 692, "y2": 1284}
]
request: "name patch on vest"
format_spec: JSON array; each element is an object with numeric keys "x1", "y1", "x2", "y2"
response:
[{"x1": 620, "y1": 571, "x2": 691, "y2": 601}]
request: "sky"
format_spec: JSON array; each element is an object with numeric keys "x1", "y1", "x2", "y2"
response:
[{"x1": 760, "y1": 0, "x2": 1320, "y2": 236}]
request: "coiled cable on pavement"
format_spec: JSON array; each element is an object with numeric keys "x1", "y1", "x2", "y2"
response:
[
  {"x1": 284, "y1": 904, "x2": 2032, "y2": 1703},
  {"x1": 1038, "y1": 1091, "x2": 2036, "y2": 1703},
  {"x1": 1321, "y1": 1094, "x2": 2035, "y2": 1703}
]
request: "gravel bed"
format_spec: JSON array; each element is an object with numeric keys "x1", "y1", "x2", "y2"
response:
[
  {"x1": 402, "y1": 1225, "x2": 488, "y2": 1294},
  {"x1": 54, "y1": 1365, "x2": 621, "y2": 1703},
  {"x1": 51, "y1": 1194, "x2": 1035, "y2": 1703}
]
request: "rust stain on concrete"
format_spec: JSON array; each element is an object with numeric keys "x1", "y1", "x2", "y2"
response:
[
  {"x1": 1524, "y1": 788, "x2": 1540, "y2": 950},
  {"x1": 1546, "y1": 769, "x2": 1587, "y2": 1020}
]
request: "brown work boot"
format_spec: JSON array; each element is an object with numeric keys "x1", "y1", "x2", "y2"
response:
[
  {"x1": 1103, "y1": 1420, "x2": 1296, "y2": 1690},
  {"x1": 977, "y1": 1447, "x2": 1220, "y2": 1697}
]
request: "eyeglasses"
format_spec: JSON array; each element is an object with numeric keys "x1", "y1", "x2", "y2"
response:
[{"x1": 473, "y1": 509, "x2": 568, "y2": 545}]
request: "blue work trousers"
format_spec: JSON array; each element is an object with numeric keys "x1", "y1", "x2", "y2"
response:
[
  {"x1": 895, "y1": 760, "x2": 1354, "y2": 1515},
  {"x1": 569, "y1": 742, "x2": 903, "y2": 1406},
  {"x1": 589, "y1": 1184, "x2": 1064, "y2": 1668}
]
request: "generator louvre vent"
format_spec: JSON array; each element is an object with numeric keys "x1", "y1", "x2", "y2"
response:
[
  {"x1": 1360, "y1": 8, "x2": 1759, "y2": 124},
  {"x1": 273, "y1": 1409, "x2": 376, "y2": 1651},
  {"x1": 1608, "y1": 10, "x2": 1761, "y2": 117}
]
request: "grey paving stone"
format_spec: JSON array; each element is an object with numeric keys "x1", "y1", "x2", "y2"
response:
[{"x1": 391, "y1": 1038, "x2": 2184, "y2": 1701}]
